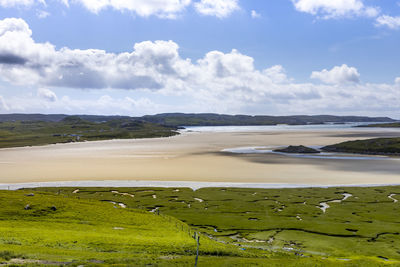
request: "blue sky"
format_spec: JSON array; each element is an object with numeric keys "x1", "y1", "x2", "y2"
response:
[{"x1": 0, "y1": 0, "x2": 399, "y2": 117}]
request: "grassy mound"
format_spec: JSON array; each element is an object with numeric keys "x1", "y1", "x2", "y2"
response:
[
  {"x1": 0, "y1": 117, "x2": 178, "y2": 149},
  {"x1": 274, "y1": 145, "x2": 320, "y2": 154}
]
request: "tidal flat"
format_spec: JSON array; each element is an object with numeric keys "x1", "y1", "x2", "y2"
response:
[{"x1": 0, "y1": 126, "x2": 400, "y2": 185}]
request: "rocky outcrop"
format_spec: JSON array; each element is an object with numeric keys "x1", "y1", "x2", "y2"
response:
[{"x1": 274, "y1": 145, "x2": 320, "y2": 154}]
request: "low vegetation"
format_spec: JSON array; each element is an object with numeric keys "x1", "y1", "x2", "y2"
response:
[
  {"x1": 323, "y1": 137, "x2": 400, "y2": 155},
  {"x1": 274, "y1": 145, "x2": 320, "y2": 154},
  {"x1": 7, "y1": 185, "x2": 398, "y2": 266},
  {"x1": 0, "y1": 116, "x2": 179, "y2": 149},
  {"x1": 0, "y1": 190, "x2": 273, "y2": 266}
]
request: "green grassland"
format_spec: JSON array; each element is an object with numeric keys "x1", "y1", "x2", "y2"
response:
[
  {"x1": 0, "y1": 116, "x2": 178, "y2": 149},
  {"x1": 322, "y1": 137, "x2": 400, "y2": 155},
  {"x1": 7, "y1": 186, "x2": 398, "y2": 266},
  {"x1": 0, "y1": 190, "x2": 274, "y2": 266}
]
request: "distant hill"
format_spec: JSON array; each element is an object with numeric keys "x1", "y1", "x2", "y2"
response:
[
  {"x1": 0, "y1": 116, "x2": 179, "y2": 149},
  {"x1": 0, "y1": 113, "x2": 394, "y2": 126},
  {"x1": 0, "y1": 113, "x2": 131, "y2": 123},
  {"x1": 140, "y1": 113, "x2": 394, "y2": 126},
  {"x1": 0, "y1": 113, "x2": 67, "y2": 122}
]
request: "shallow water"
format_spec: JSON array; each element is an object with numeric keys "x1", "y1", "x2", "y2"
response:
[
  {"x1": 222, "y1": 146, "x2": 398, "y2": 161},
  {"x1": 182, "y1": 122, "x2": 400, "y2": 133}
]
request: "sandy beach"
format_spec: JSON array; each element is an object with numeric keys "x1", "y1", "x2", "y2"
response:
[{"x1": 0, "y1": 127, "x2": 399, "y2": 185}]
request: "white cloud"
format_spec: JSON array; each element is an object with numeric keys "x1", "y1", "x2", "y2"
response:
[
  {"x1": 292, "y1": 0, "x2": 379, "y2": 19},
  {"x1": 0, "y1": 17, "x2": 399, "y2": 116},
  {"x1": 0, "y1": 95, "x2": 8, "y2": 111},
  {"x1": 36, "y1": 9, "x2": 50, "y2": 18},
  {"x1": 395, "y1": 77, "x2": 400, "y2": 84},
  {"x1": 311, "y1": 64, "x2": 360, "y2": 84},
  {"x1": 0, "y1": 0, "x2": 45, "y2": 7},
  {"x1": 37, "y1": 88, "x2": 57, "y2": 102},
  {"x1": 0, "y1": 0, "x2": 242, "y2": 19},
  {"x1": 251, "y1": 10, "x2": 261, "y2": 19},
  {"x1": 263, "y1": 65, "x2": 288, "y2": 83},
  {"x1": 63, "y1": 0, "x2": 191, "y2": 18},
  {"x1": 376, "y1": 15, "x2": 400, "y2": 29},
  {"x1": 194, "y1": 0, "x2": 239, "y2": 18}
]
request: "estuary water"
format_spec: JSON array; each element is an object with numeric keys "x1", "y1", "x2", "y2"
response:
[{"x1": 181, "y1": 122, "x2": 399, "y2": 132}]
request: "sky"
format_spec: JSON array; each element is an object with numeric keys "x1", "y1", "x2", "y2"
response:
[{"x1": 0, "y1": 0, "x2": 399, "y2": 117}]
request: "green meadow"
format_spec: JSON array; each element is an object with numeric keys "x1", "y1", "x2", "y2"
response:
[
  {"x1": 0, "y1": 186, "x2": 399, "y2": 266},
  {"x1": 323, "y1": 137, "x2": 400, "y2": 155},
  {"x1": 0, "y1": 116, "x2": 178, "y2": 149}
]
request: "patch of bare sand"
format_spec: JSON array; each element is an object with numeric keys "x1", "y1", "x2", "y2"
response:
[{"x1": 0, "y1": 130, "x2": 399, "y2": 185}]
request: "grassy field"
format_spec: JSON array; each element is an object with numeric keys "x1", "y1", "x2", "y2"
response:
[
  {"x1": 0, "y1": 189, "x2": 274, "y2": 266},
  {"x1": 3, "y1": 186, "x2": 396, "y2": 266},
  {"x1": 0, "y1": 116, "x2": 178, "y2": 149},
  {"x1": 322, "y1": 137, "x2": 400, "y2": 155}
]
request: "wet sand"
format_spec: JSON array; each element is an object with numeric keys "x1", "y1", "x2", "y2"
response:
[{"x1": 0, "y1": 128, "x2": 399, "y2": 185}]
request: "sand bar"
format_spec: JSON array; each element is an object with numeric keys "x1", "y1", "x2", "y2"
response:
[{"x1": 0, "y1": 126, "x2": 399, "y2": 185}]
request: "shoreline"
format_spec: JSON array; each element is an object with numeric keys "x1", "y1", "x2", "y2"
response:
[
  {"x1": 0, "y1": 132, "x2": 185, "y2": 152},
  {"x1": 2, "y1": 180, "x2": 400, "y2": 190},
  {"x1": 1, "y1": 123, "x2": 399, "y2": 151}
]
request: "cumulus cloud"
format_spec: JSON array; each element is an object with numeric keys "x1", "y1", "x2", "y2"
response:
[
  {"x1": 0, "y1": 0, "x2": 243, "y2": 19},
  {"x1": 0, "y1": 17, "x2": 399, "y2": 116},
  {"x1": 37, "y1": 88, "x2": 57, "y2": 102},
  {"x1": 251, "y1": 10, "x2": 261, "y2": 19},
  {"x1": 194, "y1": 0, "x2": 239, "y2": 18},
  {"x1": 376, "y1": 15, "x2": 400, "y2": 29},
  {"x1": 395, "y1": 77, "x2": 400, "y2": 84},
  {"x1": 60, "y1": 0, "x2": 191, "y2": 18},
  {"x1": 292, "y1": 0, "x2": 379, "y2": 19},
  {"x1": 311, "y1": 64, "x2": 360, "y2": 84}
]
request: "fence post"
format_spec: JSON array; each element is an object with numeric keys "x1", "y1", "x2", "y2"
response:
[{"x1": 194, "y1": 232, "x2": 200, "y2": 267}]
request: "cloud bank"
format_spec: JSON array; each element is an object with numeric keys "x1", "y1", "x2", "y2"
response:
[{"x1": 0, "y1": 17, "x2": 399, "y2": 116}]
